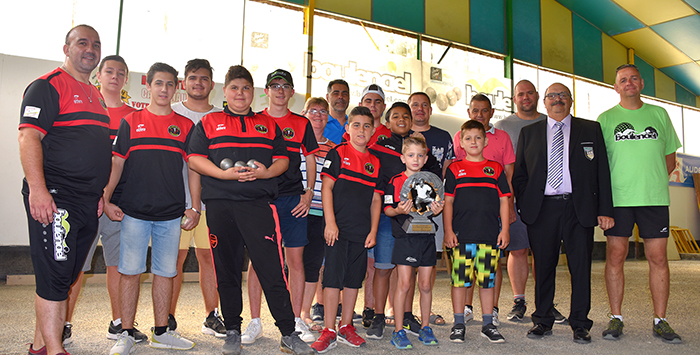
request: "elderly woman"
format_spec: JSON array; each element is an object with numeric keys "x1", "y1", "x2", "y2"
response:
[{"x1": 299, "y1": 97, "x2": 336, "y2": 331}]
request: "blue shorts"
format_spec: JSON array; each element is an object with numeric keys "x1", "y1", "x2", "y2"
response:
[
  {"x1": 373, "y1": 215, "x2": 395, "y2": 269},
  {"x1": 275, "y1": 195, "x2": 308, "y2": 248},
  {"x1": 506, "y1": 212, "x2": 530, "y2": 251},
  {"x1": 82, "y1": 213, "x2": 121, "y2": 272},
  {"x1": 118, "y1": 214, "x2": 181, "y2": 277}
]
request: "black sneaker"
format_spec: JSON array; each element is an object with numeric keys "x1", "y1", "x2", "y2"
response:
[
  {"x1": 168, "y1": 314, "x2": 177, "y2": 331},
  {"x1": 653, "y1": 319, "x2": 682, "y2": 344},
  {"x1": 62, "y1": 323, "x2": 72, "y2": 345},
  {"x1": 507, "y1": 299, "x2": 526, "y2": 322},
  {"x1": 602, "y1": 317, "x2": 624, "y2": 340},
  {"x1": 403, "y1": 314, "x2": 421, "y2": 336},
  {"x1": 107, "y1": 321, "x2": 148, "y2": 343},
  {"x1": 481, "y1": 323, "x2": 505, "y2": 343},
  {"x1": 362, "y1": 307, "x2": 375, "y2": 328},
  {"x1": 311, "y1": 303, "x2": 324, "y2": 322},
  {"x1": 366, "y1": 314, "x2": 385, "y2": 340},
  {"x1": 552, "y1": 305, "x2": 569, "y2": 325},
  {"x1": 450, "y1": 323, "x2": 466, "y2": 343},
  {"x1": 281, "y1": 331, "x2": 315, "y2": 355},
  {"x1": 202, "y1": 308, "x2": 227, "y2": 338}
]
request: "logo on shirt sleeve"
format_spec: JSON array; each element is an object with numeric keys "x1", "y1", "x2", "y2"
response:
[
  {"x1": 23, "y1": 106, "x2": 41, "y2": 119},
  {"x1": 323, "y1": 160, "x2": 332, "y2": 169},
  {"x1": 384, "y1": 194, "x2": 394, "y2": 204}
]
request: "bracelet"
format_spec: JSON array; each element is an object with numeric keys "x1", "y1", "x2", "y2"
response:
[
  {"x1": 191, "y1": 207, "x2": 201, "y2": 215},
  {"x1": 303, "y1": 187, "x2": 313, "y2": 193}
]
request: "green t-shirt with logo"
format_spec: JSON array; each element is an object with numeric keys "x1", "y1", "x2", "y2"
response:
[{"x1": 597, "y1": 103, "x2": 681, "y2": 207}]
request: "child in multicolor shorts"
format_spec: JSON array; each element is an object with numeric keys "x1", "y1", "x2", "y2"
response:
[{"x1": 443, "y1": 120, "x2": 510, "y2": 344}]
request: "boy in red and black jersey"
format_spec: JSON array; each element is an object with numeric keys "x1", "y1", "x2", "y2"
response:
[
  {"x1": 104, "y1": 63, "x2": 197, "y2": 352},
  {"x1": 245, "y1": 69, "x2": 320, "y2": 344},
  {"x1": 443, "y1": 120, "x2": 510, "y2": 344},
  {"x1": 383, "y1": 136, "x2": 444, "y2": 349},
  {"x1": 311, "y1": 106, "x2": 382, "y2": 353},
  {"x1": 365, "y1": 102, "x2": 441, "y2": 338},
  {"x1": 187, "y1": 65, "x2": 314, "y2": 355}
]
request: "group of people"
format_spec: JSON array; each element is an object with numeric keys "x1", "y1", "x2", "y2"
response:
[{"x1": 19, "y1": 24, "x2": 683, "y2": 355}]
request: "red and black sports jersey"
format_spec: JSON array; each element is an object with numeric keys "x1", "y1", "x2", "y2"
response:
[
  {"x1": 261, "y1": 108, "x2": 319, "y2": 196},
  {"x1": 342, "y1": 124, "x2": 392, "y2": 146},
  {"x1": 187, "y1": 107, "x2": 289, "y2": 202},
  {"x1": 321, "y1": 143, "x2": 382, "y2": 242},
  {"x1": 445, "y1": 159, "x2": 511, "y2": 244},
  {"x1": 113, "y1": 109, "x2": 193, "y2": 221},
  {"x1": 369, "y1": 131, "x2": 443, "y2": 193},
  {"x1": 19, "y1": 67, "x2": 111, "y2": 199},
  {"x1": 106, "y1": 104, "x2": 137, "y2": 205},
  {"x1": 383, "y1": 171, "x2": 435, "y2": 239},
  {"x1": 107, "y1": 104, "x2": 136, "y2": 140}
]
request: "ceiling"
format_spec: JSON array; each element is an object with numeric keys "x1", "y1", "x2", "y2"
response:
[{"x1": 556, "y1": 0, "x2": 700, "y2": 96}]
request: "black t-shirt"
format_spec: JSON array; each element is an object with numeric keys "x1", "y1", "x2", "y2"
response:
[
  {"x1": 321, "y1": 143, "x2": 382, "y2": 242},
  {"x1": 261, "y1": 109, "x2": 320, "y2": 196},
  {"x1": 444, "y1": 159, "x2": 510, "y2": 244},
  {"x1": 187, "y1": 107, "x2": 288, "y2": 202},
  {"x1": 383, "y1": 171, "x2": 435, "y2": 239},
  {"x1": 19, "y1": 67, "x2": 111, "y2": 200},
  {"x1": 113, "y1": 109, "x2": 193, "y2": 220}
]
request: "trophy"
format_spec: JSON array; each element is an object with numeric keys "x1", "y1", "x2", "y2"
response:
[{"x1": 399, "y1": 171, "x2": 444, "y2": 233}]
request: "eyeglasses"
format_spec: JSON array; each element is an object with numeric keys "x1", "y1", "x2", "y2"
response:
[
  {"x1": 268, "y1": 83, "x2": 292, "y2": 91},
  {"x1": 545, "y1": 92, "x2": 570, "y2": 100},
  {"x1": 307, "y1": 109, "x2": 328, "y2": 115}
]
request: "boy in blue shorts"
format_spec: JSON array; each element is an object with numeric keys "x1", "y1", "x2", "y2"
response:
[
  {"x1": 311, "y1": 106, "x2": 382, "y2": 353},
  {"x1": 384, "y1": 136, "x2": 444, "y2": 349},
  {"x1": 444, "y1": 120, "x2": 510, "y2": 344}
]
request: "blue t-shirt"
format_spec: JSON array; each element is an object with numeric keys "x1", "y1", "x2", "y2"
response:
[{"x1": 324, "y1": 114, "x2": 347, "y2": 144}]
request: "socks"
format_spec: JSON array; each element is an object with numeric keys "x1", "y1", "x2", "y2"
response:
[
  {"x1": 654, "y1": 317, "x2": 666, "y2": 325},
  {"x1": 611, "y1": 314, "x2": 623, "y2": 321},
  {"x1": 483, "y1": 314, "x2": 493, "y2": 326},
  {"x1": 514, "y1": 295, "x2": 525, "y2": 301},
  {"x1": 454, "y1": 313, "x2": 465, "y2": 325},
  {"x1": 154, "y1": 325, "x2": 167, "y2": 336}
]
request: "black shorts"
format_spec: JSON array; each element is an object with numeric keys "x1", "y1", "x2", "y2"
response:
[
  {"x1": 322, "y1": 237, "x2": 367, "y2": 290},
  {"x1": 391, "y1": 235, "x2": 437, "y2": 267},
  {"x1": 604, "y1": 206, "x2": 670, "y2": 239},
  {"x1": 24, "y1": 193, "x2": 98, "y2": 301},
  {"x1": 303, "y1": 214, "x2": 325, "y2": 283}
]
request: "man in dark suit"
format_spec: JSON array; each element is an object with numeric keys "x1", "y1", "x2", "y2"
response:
[{"x1": 512, "y1": 82, "x2": 614, "y2": 344}]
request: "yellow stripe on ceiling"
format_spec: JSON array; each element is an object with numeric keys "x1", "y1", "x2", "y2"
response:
[
  {"x1": 697, "y1": 95, "x2": 700, "y2": 108},
  {"x1": 602, "y1": 35, "x2": 627, "y2": 85},
  {"x1": 655, "y1": 68, "x2": 676, "y2": 101},
  {"x1": 425, "y1": 0, "x2": 470, "y2": 45},
  {"x1": 613, "y1": 27, "x2": 692, "y2": 68},
  {"x1": 612, "y1": 0, "x2": 695, "y2": 26},
  {"x1": 541, "y1": 0, "x2": 573, "y2": 73},
  {"x1": 316, "y1": 0, "x2": 372, "y2": 21}
]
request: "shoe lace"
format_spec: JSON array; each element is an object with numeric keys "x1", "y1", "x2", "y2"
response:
[
  {"x1": 655, "y1": 320, "x2": 674, "y2": 333},
  {"x1": 422, "y1": 327, "x2": 434, "y2": 337}
]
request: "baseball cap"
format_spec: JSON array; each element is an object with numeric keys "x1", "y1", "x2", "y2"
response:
[
  {"x1": 361, "y1": 84, "x2": 385, "y2": 101},
  {"x1": 266, "y1": 69, "x2": 293, "y2": 87}
]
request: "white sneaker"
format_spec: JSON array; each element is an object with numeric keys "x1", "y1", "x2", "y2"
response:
[
  {"x1": 295, "y1": 317, "x2": 315, "y2": 343},
  {"x1": 110, "y1": 331, "x2": 136, "y2": 355},
  {"x1": 493, "y1": 307, "x2": 500, "y2": 327},
  {"x1": 150, "y1": 329, "x2": 195, "y2": 350},
  {"x1": 241, "y1": 318, "x2": 263, "y2": 344},
  {"x1": 464, "y1": 305, "x2": 474, "y2": 322}
]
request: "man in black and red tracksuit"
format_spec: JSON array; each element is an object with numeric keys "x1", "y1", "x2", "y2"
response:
[
  {"x1": 187, "y1": 65, "x2": 314, "y2": 355},
  {"x1": 365, "y1": 102, "x2": 441, "y2": 338},
  {"x1": 19, "y1": 25, "x2": 111, "y2": 355}
]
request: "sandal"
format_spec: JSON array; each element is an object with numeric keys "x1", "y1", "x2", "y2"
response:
[
  {"x1": 306, "y1": 321, "x2": 323, "y2": 332},
  {"x1": 385, "y1": 315, "x2": 395, "y2": 326},
  {"x1": 429, "y1": 313, "x2": 446, "y2": 325}
]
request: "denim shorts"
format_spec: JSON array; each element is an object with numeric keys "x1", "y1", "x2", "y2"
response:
[
  {"x1": 373, "y1": 215, "x2": 395, "y2": 270},
  {"x1": 275, "y1": 195, "x2": 309, "y2": 248},
  {"x1": 119, "y1": 214, "x2": 181, "y2": 277}
]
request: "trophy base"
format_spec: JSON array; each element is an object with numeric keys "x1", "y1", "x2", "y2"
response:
[{"x1": 402, "y1": 218, "x2": 435, "y2": 234}]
